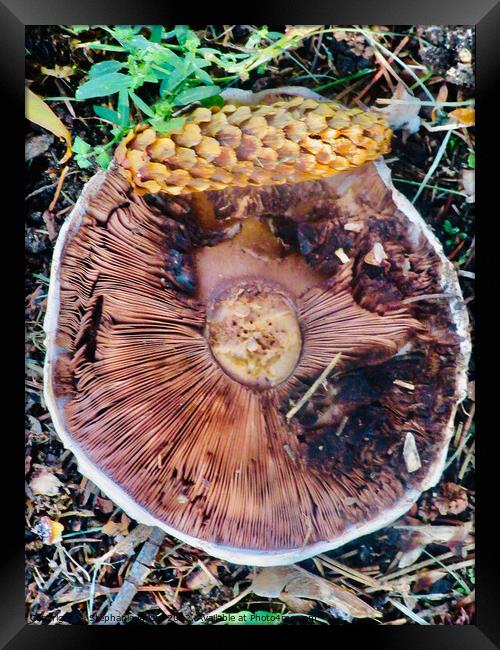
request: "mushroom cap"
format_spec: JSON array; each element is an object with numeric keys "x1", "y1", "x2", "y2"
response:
[{"x1": 44, "y1": 97, "x2": 470, "y2": 567}]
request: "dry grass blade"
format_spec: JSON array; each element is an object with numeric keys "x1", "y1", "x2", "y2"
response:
[
  {"x1": 413, "y1": 130, "x2": 452, "y2": 203},
  {"x1": 286, "y1": 353, "x2": 342, "y2": 420},
  {"x1": 317, "y1": 554, "x2": 389, "y2": 591}
]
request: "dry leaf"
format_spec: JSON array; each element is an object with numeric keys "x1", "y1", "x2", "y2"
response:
[
  {"x1": 378, "y1": 84, "x2": 421, "y2": 133},
  {"x1": 413, "y1": 569, "x2": 447, "y2": 593},
  {"x1": 432, "y1": 85, "x2": 448, "y2": 122},
  {"x1": 434, "y1": 483, "x2": 469, "y2": 516},
  {"x1": 40, "y1": 64, "x2": 75, "y2": 79},
  {"x1": 185, "y1": 561, "x2": 221, "y2": 592},
  {"x1": 252, "y1": 565, "x2": 380, "y2": 619},
  {"x1": 25, "y1": 87, "x2": 72, "y2": 163},
  {"x1": 396, "y1": 522, "x2": 473, "y2": 568},
  {"x1": 30, "y1": 468, "x2": 63, "y2": 496},
  {"x1": 449, "y1": 107, "x2": 475, "y2": 127},
  {"x1": 110, "y1": 524, "x2": 153, "y2": 557},
  {"x1": 102, "y1": 518, "x2": 128, "y2": 538},
  {"x1": 278, "y1": 592, "x2": 315, "y2": 613}
]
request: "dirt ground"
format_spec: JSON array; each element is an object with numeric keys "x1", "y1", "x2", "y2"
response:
[{"x1": 25, "y1": 25, "x2": 475, "y2": 625}]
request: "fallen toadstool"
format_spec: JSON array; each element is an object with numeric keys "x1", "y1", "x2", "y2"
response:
[{"x1": 44, "y1": 89, "x2": 470, "y2": 566}]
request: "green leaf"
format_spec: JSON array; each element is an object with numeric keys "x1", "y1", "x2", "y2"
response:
[
  {"x1": 93, "y1": 104, "x2": 121, "y2": 124},
  {"x1": 200, "y1": 94, "x2": 224, "y2": 109},
  {"x1": 76, "y1": 72, "x2": 131, "y2": 100},
  {"x1": 173, "y1": 85, "x2": 220, "y2": 106},
  {"x1": 149, "y1": 25, "x2": 163, "y2": 43},
  {"x1": 175, "y1": 25, "x2": 190, "y2": 46},
  {"x1": 72, "y1": 135, "x2": 91, "y2": 154},
  {"x1": 69, "y1": 25, "x2": 90, "y2": 34},
  {"x1": 149, "y1": 116, "x2": 186, "y2": 134},
  {"x1": 467, "y1": 152, "x2": 475, "y2": 169},
  {"x1": 88, "y1": 60, "x2": 124, "y2": 78},
  {"x1": 75, "y1": 156, "x2": 93, "y2": 169},
  {"x1": 129, "y1": 90, "x2": 155, "y2": 117},
  {"x1": 83, "y1": 42, "x2": 127, "y2": 52},
  {"x1": 129, "y1": 35, "x2": 152, "y2": 51},
  {"x1": 96, "y1": 150, "x2": 112, "y2": 169},
  {"x1": 192, "y1": 60, "x2": 213, "y2": 84},
  {"x1": 157, "y1": 61, "x2": 189, "y2": 93},
  {"x1": 117, "y1": 87, "x2": 130, "y2": 127}
]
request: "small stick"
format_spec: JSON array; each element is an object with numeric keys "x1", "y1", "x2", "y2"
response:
[
  {"x1": 286, "y1": 353, "x2": 342, "y2": 421},
  {"x1": 48, "y1": 164, "x2": 69, "y2": 212},
  {"x1": 96, "y1": 527, "x2": 165, "y2": 625}
]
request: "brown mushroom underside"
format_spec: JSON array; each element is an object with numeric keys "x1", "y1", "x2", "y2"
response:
[{"x1": 50, "y1": 163, "x2": 465, "y2": 553}]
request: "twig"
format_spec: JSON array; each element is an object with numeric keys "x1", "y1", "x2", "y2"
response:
[
  {"x1": 48, "y1": 165, "x2": 69, "y2": 212},
  {"x1": 286, "y1": 353, "x2": 342, "y2": 421},
  {"x1": 96, "y1": 526, "x2": 165, "y2": 624},
  {"x1": 354, "y1": 35, "x2": 409, "y2": 103}
]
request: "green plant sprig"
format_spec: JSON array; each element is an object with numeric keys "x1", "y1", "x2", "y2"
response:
[{"x1": 72, "y1": 25, "x2": 315, "y2": 168}]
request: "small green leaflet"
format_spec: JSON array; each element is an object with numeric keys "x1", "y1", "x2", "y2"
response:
[
  {"x1": 149, "y1": 116, "x2": 186, "y2": 134},
  {"x1": 76, "y1": 72, "x2": 131, "y2": 100},
  {"x1": 173, "y1": 85, "x2": 220, "y2": 106},
  {"x1": 93, "y1": 104, "x2": 121, "y2": 124},
  {"x1": 72, "y1": 135, "x2": 91, "y2": 155},
  {"x1": 88, "y1": 60, "x2": 124, "y2": 78},
  {"x1": 72, "y1": 136, "x2": 93, "y2": 169}
]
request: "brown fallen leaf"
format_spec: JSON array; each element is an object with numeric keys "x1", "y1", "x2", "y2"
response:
[
  {"x1": 185, "y1": 560, "x2": 222, "y2": 593},
  {"x1": 432, "y1": 85, "x2": 448, "y2": 122},
  {"x1": 413, "y1": 569, "x2": 447, "y2": 593},
  {"x1": 434, "y1": 483, "x2": 469, "y2": 516},
  {"x1": 252, "y1": 565, "x2": 380, "y2": 619},
  {"x1": 101, "y1": 513, "x2": 130, "y2": 538},
  {"x1": 395, "y1": 522, "x2": 473, "y2": 568}
]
